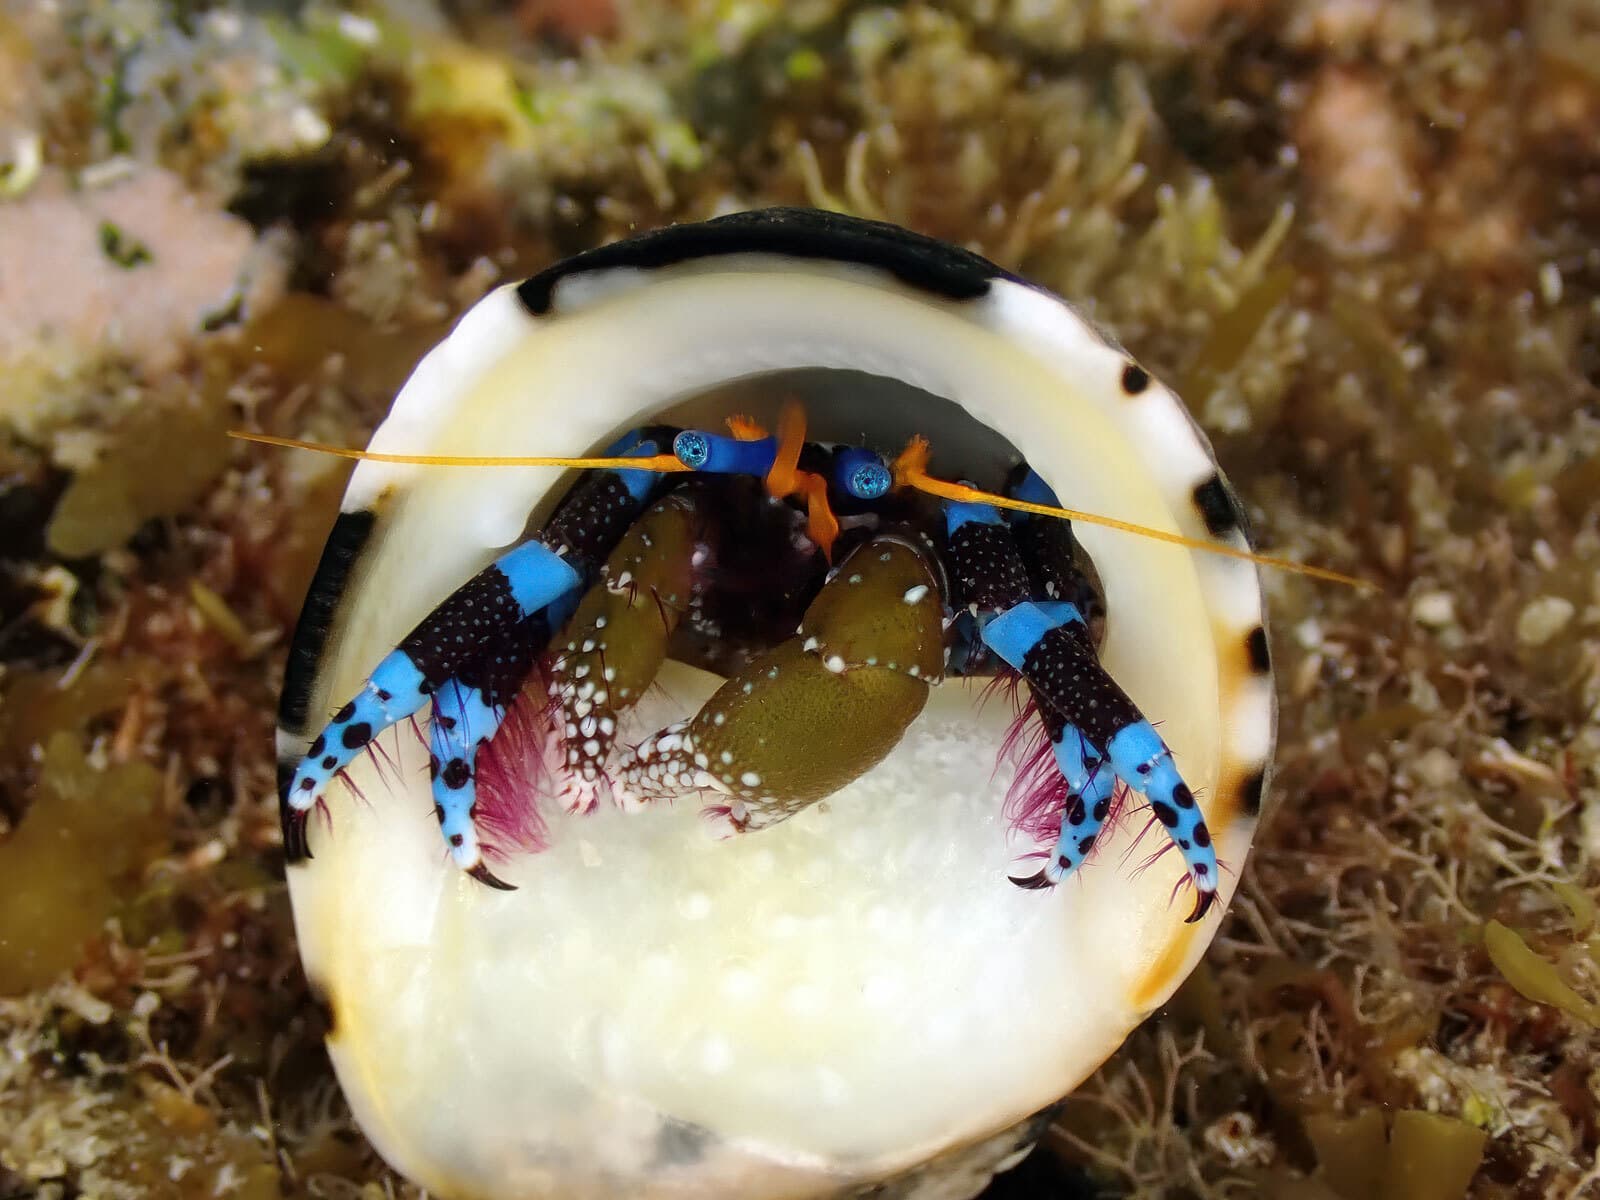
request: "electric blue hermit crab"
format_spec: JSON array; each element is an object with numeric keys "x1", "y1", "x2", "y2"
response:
[{"x1": 271, "y1": 208, "x2": 1283, "y2": 1199}]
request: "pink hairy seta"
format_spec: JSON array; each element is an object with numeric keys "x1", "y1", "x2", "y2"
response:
[{"x1": 474, "y1": 677, "x2": 557, "y2": 855}]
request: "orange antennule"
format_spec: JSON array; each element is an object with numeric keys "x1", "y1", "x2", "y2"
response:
[
  {"x1": 725, "y1": 414, "x2": 769, "y2": 441},
  {"x1": 763, "y1": 400, "x2": 807, "y2": 499},
  {"x1": 893, "y1": 438, "x2": 1373, "y2": 591},
  {"x1": 227, "y1": 430, "x2": 692, "y2": 474},
  {"x1": 797, "y1": 472, "x2": 841, "y2": 562}
]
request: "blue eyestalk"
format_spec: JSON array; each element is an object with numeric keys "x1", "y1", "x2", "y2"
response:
[
  {"x1": 834, "y1": 447, "x2": 892, "y2": 501},
  {"x1": 672, "y1": 429, "x2": 778, "y2": 475}
]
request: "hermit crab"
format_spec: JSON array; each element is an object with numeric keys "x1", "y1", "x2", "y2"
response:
[{"x1": 271, "y1": 208, "x2": 1283, "y2": 1199}]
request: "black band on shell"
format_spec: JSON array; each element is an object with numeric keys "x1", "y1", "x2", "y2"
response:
[
  {"x1": 517, "y1": 208, "x2": 1004, "y2": 314},
  {"x1": 280, "y1": 509, "x2": 377, "y2": 734}
]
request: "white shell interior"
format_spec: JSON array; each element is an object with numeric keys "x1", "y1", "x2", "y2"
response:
[{"x1": 287, "y1": 259, "x2": 1266, "y2": 1199}]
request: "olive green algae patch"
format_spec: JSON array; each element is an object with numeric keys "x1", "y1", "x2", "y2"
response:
[
  {"x1": 44, "y1": 383, "x2": 233, "y2": 559},
  {"x1": 1483, "y1": 919, "x2": 1600, "y2": 1027},
  {"x1": 1380, "y1": 1112, "x2": 1491, "y2": 1200},
  {"x1": 0, "y1": 733, "x2": 166, "y2": 994}
]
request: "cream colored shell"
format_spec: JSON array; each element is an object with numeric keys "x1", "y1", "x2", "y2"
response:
[{"x1": 280, "y1": 224, "x2": 1274, "y2": 1200}]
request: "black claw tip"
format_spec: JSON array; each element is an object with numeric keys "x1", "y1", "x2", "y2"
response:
[
  {"x1": 282, "y1": 810, "x2": 313, "y2": 864},
  {"x1": 1184, "y1": 888, "x2": 1218, "y2": 924},
  {"x1": 1009, "y1": 870, "x2": 1055, "y2": 891},
  {"x1": 467, "y1": 861, "x2": 518, "y2": 891}
]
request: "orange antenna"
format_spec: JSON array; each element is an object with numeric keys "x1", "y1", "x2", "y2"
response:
[
  {"x1": 231, "y1": 428, "x2": 1371, "y2": 591},
  {"x1": 227, "y1": 430, "x2": 691, "y2": 474},
  {"x1": 892, "y1": 437, "x2": 1374, "y2": 591}
]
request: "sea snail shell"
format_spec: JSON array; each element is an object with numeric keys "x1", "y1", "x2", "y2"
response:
[{"x1": 278, "y1": 208, "x2": 1275, "y2": 1199}]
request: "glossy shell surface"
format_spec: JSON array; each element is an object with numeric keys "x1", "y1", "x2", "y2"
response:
[{"x1": 279, "y1": 209, "x2": 1275, "y2": 1199}]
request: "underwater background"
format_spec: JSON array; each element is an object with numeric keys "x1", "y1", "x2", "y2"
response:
[{"x1": 1, "y1": 1, "x2": 1597, "y2": 1196}]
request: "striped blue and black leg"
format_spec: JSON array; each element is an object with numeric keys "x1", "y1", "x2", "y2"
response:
[
  {"x1": 941, "y1": 495, "x2": 1034, "y2": 675},
  {"x1": 283, "y1": 539, "x2": 581, "y2": 852},
  {"x1": 428, "y1": 678, "x2": 514, "y2": 888},
  {"x1": 981, "y1": 600, "x2": 1219, "y2": 922},
  {"x1": 1006, "y1": 468, "x2": 1104, "y2": 626},
  {"x1": 1003, "y1": 602, "x2": 1119, "y2": 890},
  {"x1": 429, "y1": 606, "x2": 551, "y2": 886},
  {"x1": 283, "y1": 432, "x2": 670, "y2": 862}
]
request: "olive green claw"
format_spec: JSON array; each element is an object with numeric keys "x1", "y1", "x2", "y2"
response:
[{"x1": 617, "y1": 535, "x2": 945, "y2": 829}]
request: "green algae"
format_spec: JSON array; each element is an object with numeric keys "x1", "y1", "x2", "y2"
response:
[
  {"x1": 1483, "y1": 920, "x2": 1600, "y2": 1028},
  {"x1": 45, "y1": 386, "x2": 232, "y2": 558},
  {"x1": 0, "y1": 733, "x2": 165, "y2": 994},
  {"x1": 1381, "y1": 1112, "x2": 1491, "y2": 1200}
]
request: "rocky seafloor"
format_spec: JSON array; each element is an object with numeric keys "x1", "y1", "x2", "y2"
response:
[{"x1": 0, "y1": 1, "x2": 1597, "y2": 1196}]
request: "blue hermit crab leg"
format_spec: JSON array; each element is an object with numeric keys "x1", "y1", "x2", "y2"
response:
[
  {"x1": 1006, "y1": 468, "x2": 1105, "y2": 625},
  {"x1": 284, "y1": 540, "x2": 580, "y2": 810},
  {"x1": 941, "y1": 497, "x2": 1219, "y2": 920},
  {"x1": 1006, "y1": 600, "x2": 1118, "y2": 890},
  {"x1": 982, "y1": 600, "x2": 1219, "y2": 921},
  {"x1": 429, "y1": 675, "x2": 518, "y2": 888},
  {"x1": 283, "y1": 432, "x2": 668, "y2": 860}
]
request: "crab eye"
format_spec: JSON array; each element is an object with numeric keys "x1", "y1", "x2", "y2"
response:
[
  {"x1": 836, "y1": 448, "x2": 892, "y2": 501},
  {"x1": 674, "y1": 429, "x2": 710, "y2": 469}
]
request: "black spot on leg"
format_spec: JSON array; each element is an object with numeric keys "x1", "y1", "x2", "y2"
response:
[
  {"x1": 450, "y1": 833, "x2": 464, "y2": 847},
  {"x1": 1065, "y1": 797, "x2": 1086, "y2": 826},
  {"x1": 309, "y1": 734, "x2": 326, "y2": 757},
  {"x1": 321, "y1": 755, "x2": 337, "y2": 770},
  {"x1": 1151, "y1": 800, "x2": 1179, "y2": 827},
  {"x1": 298, "y1": 777, "x2": 315, "y2": 792},
  {"x1": 1246, "y1": 626, "x2": 1271, "y2": 674},
  {"x1": 442, "y1": 759, "x2": 472, "y2": 790},
  {"x1": 334, "y1": 701, "x2": 357, "y2": 723},
  {"x1": 341, "y1": 722, "x2": 373, "y2": 749},
  {"x1": 1240, "y1": 768, "x2": 1267, "y2": 816},
  {"x1": 1120, "y1": 362, "x2": 1150, "y2": 395},
  {"x1": 1093, "y1": 797, "x2": 1110, "y2": 821},
  {"x1": 1192, "y1": 474, "x2": 1247, "y2": 540},
  {"x1": 428, "y1": 754, "x2": 441, "y2": 780},
  {"x1": 1077, "y1": 835, "x2": 1097, "y2": 855},
  {"x1": 1194, "y1": 823, "x2": 1212, "y2": 848},
  {"x1": 1173, "y1": 782, "x2": 1196, "y2": 809}
]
